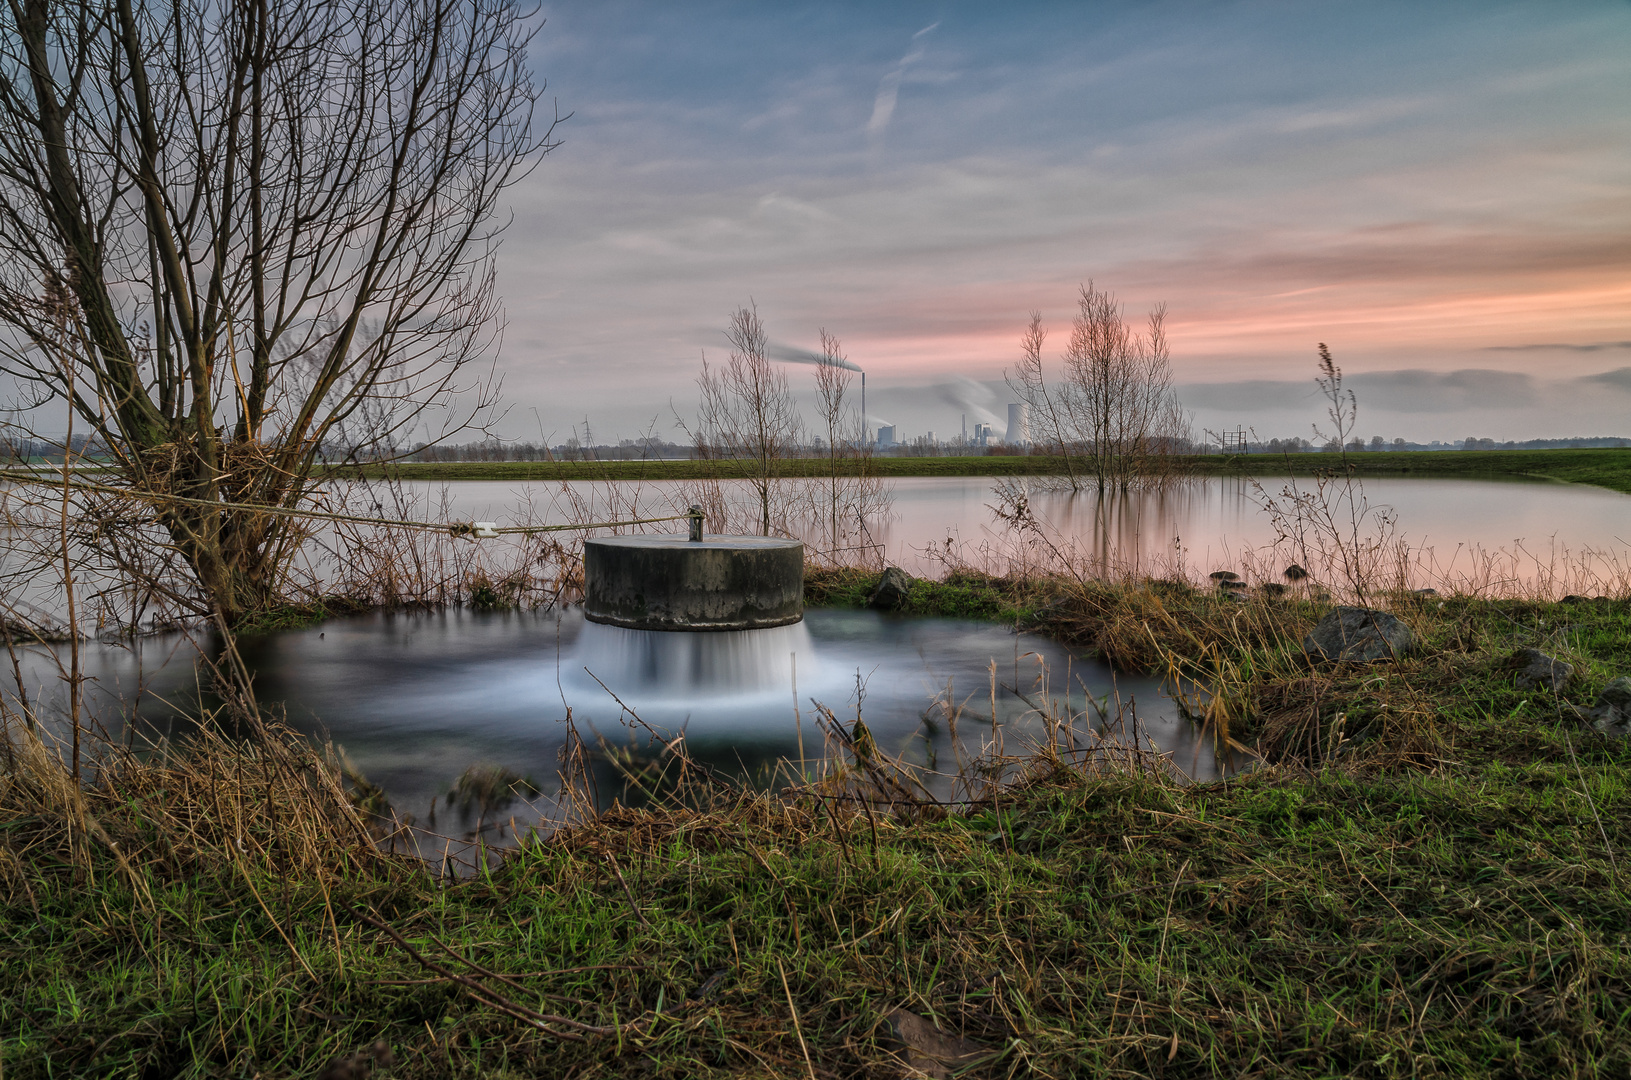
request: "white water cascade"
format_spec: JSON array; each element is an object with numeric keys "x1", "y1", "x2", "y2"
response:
[{"x1": 564, "y1": 620, "x2": 828, "y2": 716}]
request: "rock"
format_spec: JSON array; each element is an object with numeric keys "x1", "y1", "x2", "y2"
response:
[
  {"x1": 1260, "y1": 582, "x2": 1288, "y2": 598},
  {"x1": 1578, "y1": 676, "x2": 1631, "y2": 737},
  {"x1": 1603, "y1": 676, "x2": 1631, "y2": 711},
  {"x1": 868, "y1": 566, "x2": 914, "y2": 611},
  {"x1": 1302, "y1": 606, "x2": 1414, "y2": 663},
  {"x1": 1283, "y1": 564, "x2": 1308, "y2": 582},
  {"x1": 881, "y1": 1008, "x2": 990, "y2": 1080},
  {"x1": 1513, "y1": 648, "x2": 1572, "y2": 693},
  {"x1": 1208, "y1": 570, "x2": 1240, "y2": 582},
  {"x1": 1410, "y1": 588, "x2": 1437, "y2": 597}
]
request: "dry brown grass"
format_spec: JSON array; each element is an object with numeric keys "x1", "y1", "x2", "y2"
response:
[
  {"x1": 1253, "y1": 670, "x2": 1456, "y2": 772},
  {"x1": 0, "y1": 701, "x2": 390, "y2": 912}
]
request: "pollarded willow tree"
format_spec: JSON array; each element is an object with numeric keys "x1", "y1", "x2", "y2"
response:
[{"x1": 0, "y1": 0, "x2": 555, "y2": 622}]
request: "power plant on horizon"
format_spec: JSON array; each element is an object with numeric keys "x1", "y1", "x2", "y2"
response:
[{"x1": 873, "y1": 402, "x2": 1027, "y2": 450}]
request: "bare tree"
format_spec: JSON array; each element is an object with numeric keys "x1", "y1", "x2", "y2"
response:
[
  {"x1": 807, "y1": 328, "x2": 886, "y2": 564},
  {"x1": 0, "y1": 0, "x2": 555, "y2": 623},
  {"x1": 1006, "y1": 311, "x2": 1080, "y2": 489},
  {"x1": 812, "y1": 329, "x2": 850, "y2": 552},
  {"x1": 1009, "y1": 282, "x2": 1190, "y2": 493},
  {"x1": 690, "y1": 304, "x2": 802, "y2": 536}
]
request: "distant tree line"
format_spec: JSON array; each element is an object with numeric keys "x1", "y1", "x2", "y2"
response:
[
  {"x1": 1209, "y1": 435, "x2": 1631, "y2": 455},
  {"x1": 383, "y1": 432, "x2": 1631, "y2": 464},
  {"x1": 1, "y1": 433, "x2": 110, "y2": 461},
  {"x1": 16, "y1": 430, "x2": 1622, "y2": 466}
]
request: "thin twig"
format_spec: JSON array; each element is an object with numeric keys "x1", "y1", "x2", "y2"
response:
[
  {"x1": 348, "y1": 907, "x2": 613, "y2": 1039},
  {"x1": 605, "y1": 852, "x2": 654, "y2": 928},
  {"x1": 1154, "y1": 858, "x2": 1190, "y2": 992}
]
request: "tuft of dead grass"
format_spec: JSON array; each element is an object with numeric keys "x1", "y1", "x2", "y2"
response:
[{"x1": 0, "y1": 701, "x2": 390, "y2": 911}]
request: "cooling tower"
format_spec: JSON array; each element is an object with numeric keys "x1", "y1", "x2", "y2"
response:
[{"x1": 1004, "y1": 403, "x2": 1028, "y2": 445}]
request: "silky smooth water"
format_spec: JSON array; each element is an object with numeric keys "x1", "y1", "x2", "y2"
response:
[{"x1": 12, "y1": 607, "x2": 1221, "y2": 832}]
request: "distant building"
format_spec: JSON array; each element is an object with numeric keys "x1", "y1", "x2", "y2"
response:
[
  {"x1": 1005, "y1": 403, "x2": 1029, "y2": 445},
  {"x1": 876, "y1": 424, "x2": 896, "y2": 448}
]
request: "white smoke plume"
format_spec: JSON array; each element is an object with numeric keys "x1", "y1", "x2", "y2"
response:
[
  {"x1": 932, "y1": 376, "x2": 1003, "y2": 427},
  {"x1": 767, "y1": 342, "x2": 863, "y2": 373}
]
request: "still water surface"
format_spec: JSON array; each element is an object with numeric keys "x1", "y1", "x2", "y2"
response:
[{"x1": 419, "y1": 473, "x2": 1631, "y2": 582}]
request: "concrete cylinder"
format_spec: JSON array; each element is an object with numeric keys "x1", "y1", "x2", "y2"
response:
[{"x1": 583, "y1": 535, "x2": 804, "y2": 631}]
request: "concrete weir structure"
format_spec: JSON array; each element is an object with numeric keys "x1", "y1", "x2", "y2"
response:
[{"x1": 582, "y1": 532, "x2": 804, "y2": 631}]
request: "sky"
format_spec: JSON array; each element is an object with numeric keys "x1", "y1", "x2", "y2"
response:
[{"x1": 487, "y1": 0, "x2": 1631, "y2": 446}]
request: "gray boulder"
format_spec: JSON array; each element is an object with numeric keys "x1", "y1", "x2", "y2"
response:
[
  {"x1": 1302, "y1": 606, "x2": 1414, "y2": 663},
  {"x1": 1578, "y1": 676, "x2": 1631, "y2": 737},
  {"x1": 1514, "y1": 648, "x2": 1573, "y2": 693},
  {"x1": 868, "y1": 566, "x2": 915, "y2": 611}
]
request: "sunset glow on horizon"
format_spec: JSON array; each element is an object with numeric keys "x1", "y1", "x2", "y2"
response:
[{"x1": 496, "y1": 1, "x2": 1631, "y2": 443}]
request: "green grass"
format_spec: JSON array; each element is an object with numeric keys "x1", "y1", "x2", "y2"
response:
[
  {"x1": 5, "y1": 738, "x2": 1629, "y2": 1076},
  {"x1": 326, "y1": 447, "x2": 1631, "y2": 495},
  {"x1": 7, "y1": 588, "x2": 1631, "y2": 1076},
  {"x1": 805, "y1": 565, "x2": 1046, "y2": 622},
  {"x1": 230, "y1": 595, "x2": 374, "y2": 635},
  {"x1": 1195, "y1": 447, "x2": 1631, "y2": 495}
]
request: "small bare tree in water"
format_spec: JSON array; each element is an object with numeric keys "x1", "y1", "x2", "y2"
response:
[
  {"x1": 808, "y1": 329, "x2": 886, "y2": 565},
  {"x1": 690, "y1": 304, "x2": 803, "y2": 536},
  {"x1": 1008, "y1": 282, "x2": 1190, "y2": 493}
]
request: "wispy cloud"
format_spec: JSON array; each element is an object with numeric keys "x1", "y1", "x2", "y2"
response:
[
  {"x1": 1176, "y1": 365, "x2": 1631, "y2": 443},
  {"x1": 1580, "y1": 367, "x2": 1631, "y2": 391},
  {"x1": 867, "y1": 22, "x2": 939, "y2": 146},
  {"x1": 1186, "y1": 368, "x2": 1546, "y2": 415},
  {"x1": 1484, "y1": 341, "x2": 1631, "y2": 353}
]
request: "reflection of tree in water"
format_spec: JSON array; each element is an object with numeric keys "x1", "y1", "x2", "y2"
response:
[{"x1": 1028, "y1": 481, "x2": 1206, "y2": 580}]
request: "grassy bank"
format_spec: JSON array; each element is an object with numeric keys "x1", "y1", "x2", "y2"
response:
[
  {"x1": 6, "y1": 579, "x2": 1631, "y2": 1076},
  {"x1": 329, "y1": 446, "x2": 1631, "y2": 495},
  {"x1": 1196, "y1": 447, "x2": 1631, "y2": 496}
]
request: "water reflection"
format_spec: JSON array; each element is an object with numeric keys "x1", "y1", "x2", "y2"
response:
[
  {"x1": 420, "y1": 472, "x2": 1629, "y2": 583},
  {"x1": 8, "y1": 475, "x2": 1627, "y2": 636},
  {"x1": 998, "y1": 478, "x2": 1256, "y2": 579}
]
